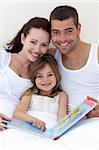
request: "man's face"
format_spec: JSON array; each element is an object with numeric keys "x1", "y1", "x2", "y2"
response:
[{"x1": 51, "y1": 17, "x2": 81, "y2": 54}]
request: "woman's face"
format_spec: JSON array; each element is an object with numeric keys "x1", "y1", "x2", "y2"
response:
[{"x1": 21, "y1": 28, "x2": 50, "y2": 62}]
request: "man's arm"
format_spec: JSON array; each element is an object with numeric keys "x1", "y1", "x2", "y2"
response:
[{"x1": 86, "y1": 96, "x2": 99, "y2": 118}]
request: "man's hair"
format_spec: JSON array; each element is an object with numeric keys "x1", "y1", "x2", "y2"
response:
[{"x1": 50, "y1": 5, "x2": 79, "y2": 27}]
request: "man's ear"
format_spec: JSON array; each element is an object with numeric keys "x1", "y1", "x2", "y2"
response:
[
  {"x1": 21, "y1": 33, "x2": 26, "y2": 44},
  {"x1": 77, "y1": 23, "x2": 81, "y2": 33}
]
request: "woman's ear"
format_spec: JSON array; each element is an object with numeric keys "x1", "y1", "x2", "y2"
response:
[{"x1": 21, "y1": 33, "x2": 26, "y2": 44}]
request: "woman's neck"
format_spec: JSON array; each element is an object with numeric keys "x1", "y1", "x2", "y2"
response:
[
  {"x1": 9, "y1": 53, "x2": 31, "y2": 79},
  {"x1": 13, "y1": 52, "x2": 31, "y2": 68}
]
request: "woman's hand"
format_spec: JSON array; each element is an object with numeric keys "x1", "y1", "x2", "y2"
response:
[{"x1": 0, "y1": 114, "x2": 11, "y2": 131}]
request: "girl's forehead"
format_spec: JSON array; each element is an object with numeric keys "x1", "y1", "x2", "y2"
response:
[{"x1": 37, "y1": 64, "x2": 53, "y2": 73}]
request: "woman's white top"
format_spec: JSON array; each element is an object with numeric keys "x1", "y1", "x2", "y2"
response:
[
  {"x1": 55, "y1": 43, "x2": 99, "y2": 113},
  {"x1": 0, "y1": 50, "x2": 32, "y2": 117}
]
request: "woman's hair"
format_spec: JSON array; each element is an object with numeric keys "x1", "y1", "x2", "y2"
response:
[
  {"x1": 28, "y1": 53, "x2": 62, "y2": 97},
  {"x1": 5, "y1": 17, "x2": 51, "y2": 53}
]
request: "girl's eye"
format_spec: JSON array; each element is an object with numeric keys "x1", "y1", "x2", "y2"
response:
[
  {"x1": 36, "y1": 75, "x2": 42, "y2": 78},
  {"x1": 48, "y1": 73, "x2": 54, "y2": 77}
]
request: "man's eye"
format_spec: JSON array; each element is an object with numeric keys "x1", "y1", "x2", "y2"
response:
[
  {"x1": 51, "y1": 31, "x2": 59, "y2": 36},
  {"x1": 65, "y1": 29, "x2": 74, "y2": 34},
  {"x1": 68, "y1": 29, "x2": 73, "y2": 32}
]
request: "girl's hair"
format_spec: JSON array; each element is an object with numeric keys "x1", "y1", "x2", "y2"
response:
[
  {"x1": 28, "y1": 53, "x2": 62, "y2": 97},
  {"x1": 5, "y1": 17, "x2": 51, "y2": 53}
]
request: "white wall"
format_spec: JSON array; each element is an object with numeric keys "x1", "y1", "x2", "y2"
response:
[{"x1": 0, "y1": 0, "x2": 99, "y2": 48}]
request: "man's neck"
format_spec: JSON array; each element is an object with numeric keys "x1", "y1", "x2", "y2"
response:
[{"x1": 62, "y1": 42, "x2": 91, "y2": 70}]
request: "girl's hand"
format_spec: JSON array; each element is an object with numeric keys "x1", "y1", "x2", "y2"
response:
[{"x1": 32, "y1": 118, "x2": 46, "y2": 131}]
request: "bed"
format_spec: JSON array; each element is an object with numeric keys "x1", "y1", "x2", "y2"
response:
[{"x1": 0, "y1": 112, "x2": 99, "y2": 150}]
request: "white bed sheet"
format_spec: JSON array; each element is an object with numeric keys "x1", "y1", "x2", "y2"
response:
[{"x1": 0, "y1": 112, "x2": 99, "y2": 150}]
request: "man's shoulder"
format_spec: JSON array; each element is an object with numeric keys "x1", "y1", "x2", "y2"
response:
[{"x1": 48, "y1": 47, "x2": 57, "y2": 56}]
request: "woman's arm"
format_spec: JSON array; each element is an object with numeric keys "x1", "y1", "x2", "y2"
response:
[{"x1": 57, "y1": 91, "x2": 68, "y2": 121}]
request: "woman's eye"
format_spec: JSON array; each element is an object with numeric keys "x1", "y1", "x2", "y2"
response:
[
  {"x1": 31, "y1": 41, "x2": 36, "y2": 44},
  {"x1": 41, "y1": 43, "x2": 49, "y2": 47}
]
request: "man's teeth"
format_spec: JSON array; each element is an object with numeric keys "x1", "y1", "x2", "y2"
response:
[{"x1": 60, "y1": 43, "x2": 69, "y2": 46}]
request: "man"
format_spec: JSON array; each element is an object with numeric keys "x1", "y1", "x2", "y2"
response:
[{"x1": 49, "y1": 5, "x2": 99, "y2": 117}]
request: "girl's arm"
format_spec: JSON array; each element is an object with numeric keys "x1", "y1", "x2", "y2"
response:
[
  {"x1": 13, "y1": 93, "x2": 46, "y2": 131},
  {"x1": 57, "y1": 91, "x2": 68, "y2": 121}
]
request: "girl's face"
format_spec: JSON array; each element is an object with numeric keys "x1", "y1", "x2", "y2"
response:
[
  {"x1": 21, "y1": 28, "x2": 50, "y2": 63},
  {"x1": 35, "y1": 64, "x2": 57, "y2": 96}
]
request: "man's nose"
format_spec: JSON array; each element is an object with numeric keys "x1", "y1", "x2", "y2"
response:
[{"x1": 57, "y1": 32, "x2": 66, "y2": 42}]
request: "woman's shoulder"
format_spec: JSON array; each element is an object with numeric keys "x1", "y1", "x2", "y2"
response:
[{"x1": 0, "y1": 49, "x2": 11, "y2": 69}]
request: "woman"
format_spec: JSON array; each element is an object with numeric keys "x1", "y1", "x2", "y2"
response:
[{"x1": 0, "y1": 17, "x2": 51, "y2": 118}]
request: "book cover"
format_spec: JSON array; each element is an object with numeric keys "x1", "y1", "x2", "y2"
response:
[{"x1": 0, "y1": 99, "x2": 97, "y2": 140}]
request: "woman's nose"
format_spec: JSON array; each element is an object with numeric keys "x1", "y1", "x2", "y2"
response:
[{"x1": 35, "y1": 45, "x2": 41, "y2": 53}]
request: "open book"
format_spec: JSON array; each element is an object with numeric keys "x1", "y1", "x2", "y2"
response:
[{"x1": 0, "y1": 99, "x2": 97, "y2": 140}]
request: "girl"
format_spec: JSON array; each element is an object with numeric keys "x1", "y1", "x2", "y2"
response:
[{"x1": 13, "y1": 54, "x2": 68, "y2": 131}]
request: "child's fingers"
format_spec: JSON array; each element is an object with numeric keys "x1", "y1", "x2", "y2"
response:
[{"x1": 36, "y1": 120, "x2": 46, "y2": 131}]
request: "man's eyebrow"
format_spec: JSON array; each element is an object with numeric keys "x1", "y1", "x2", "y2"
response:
[
  {"x1": 51, "y1": 28, "x2": 73, "y2": 31},
  {"x1": 64, "y1": 27, "x2": 73, "y2": 31},
  {"x1": 51, "y1": 29, "x2": 59, "y2": 31}
]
